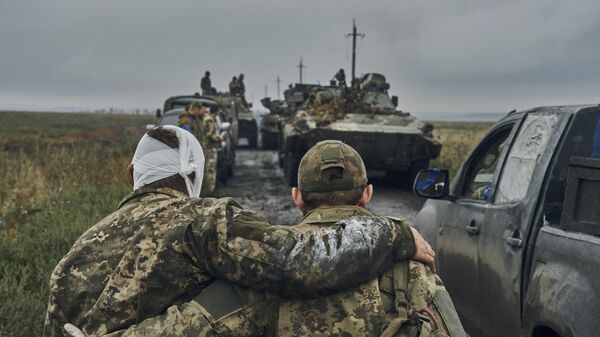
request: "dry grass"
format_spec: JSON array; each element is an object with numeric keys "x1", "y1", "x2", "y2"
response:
[
  {"x1": 429, "y1": 121, "x2": 495, "y2": 178},
  {"x1": 0, "y1": 111, "x2": 153, "y2": 337}
]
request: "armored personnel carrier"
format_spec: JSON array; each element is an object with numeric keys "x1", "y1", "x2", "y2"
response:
[
  {"x1": 260, "y1": 97, "x2": 286, "y2": 150},
  {"x1": 260, "y1": 84, "x2": 324, "y2": 150},
  {"x1": 280, "y1": 73, "x2": 442, "y2": 187}
]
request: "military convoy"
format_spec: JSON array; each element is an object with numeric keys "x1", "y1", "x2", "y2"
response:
[
  {"x1": 155, "y1": 94, "x2": 243, "y2": 186},
  {"x1": 269, "y1": 73, "x2": 441, "y2": 187}
]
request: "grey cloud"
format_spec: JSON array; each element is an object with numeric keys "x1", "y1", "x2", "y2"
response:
[{"x1": 0, "y1": 0, "x2": 599, "y2": 113}]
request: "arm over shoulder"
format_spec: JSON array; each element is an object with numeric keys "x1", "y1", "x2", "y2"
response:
[{"x1": 184, "y1": 198, "x2": 416, "y2": 297}]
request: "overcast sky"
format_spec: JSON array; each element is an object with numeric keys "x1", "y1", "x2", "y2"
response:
[{"x1": 1, "y1": 0, "x2": 600, "y2": 116}]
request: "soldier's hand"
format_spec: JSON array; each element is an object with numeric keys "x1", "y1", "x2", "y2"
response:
[
  {"x1": 411, "y1": 227, "x2": 436, "y2": 272},
  {"x1": 64, "y1": 323, "x2": 86, "y2": 337}
]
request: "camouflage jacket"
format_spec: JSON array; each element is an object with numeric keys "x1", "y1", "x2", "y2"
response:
[
  {"x1": 202, "y1": 116, "x2": 220, "y2": 148},
  {"x1": 44, "y1": 187, "x2": 416, "y2": 337},
  {"x1": 277, "y1": 206, "x2": 448, "y2": 337}
]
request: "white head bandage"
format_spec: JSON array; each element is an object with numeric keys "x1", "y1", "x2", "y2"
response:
[{"x1": 131, "y1": 125, "x2": 205, "y2": 197}]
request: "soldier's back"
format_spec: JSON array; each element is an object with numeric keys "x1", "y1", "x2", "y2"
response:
[{"x1": 44, "y1": 188, "x2": 214, "y2": 336}]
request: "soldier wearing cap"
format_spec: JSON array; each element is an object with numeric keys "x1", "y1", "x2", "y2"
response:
[{"x1": 277, "y1": 140, "x2": 466, "y2": 337}]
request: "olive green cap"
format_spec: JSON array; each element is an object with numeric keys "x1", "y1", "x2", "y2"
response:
[{"x1": 297, "y1": 140, "x2": 368, "y2": 192}]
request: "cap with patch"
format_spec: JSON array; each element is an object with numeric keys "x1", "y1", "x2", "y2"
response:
[{"x1": 297, "y1": 140, "x2": 368, "y2": 192}]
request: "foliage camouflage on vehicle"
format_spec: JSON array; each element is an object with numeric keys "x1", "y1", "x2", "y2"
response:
[{"x1": 279, "y1": 73, "x2": 442, "y2": 187}]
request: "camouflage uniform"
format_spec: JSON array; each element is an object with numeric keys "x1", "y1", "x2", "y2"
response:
[
  {"x1": 44, "y1": 186, "x2": 416, "y2": 337},
  {"x1": 276, "y1": 140, "x2": 464, "y2": 337},
  {"x1": 201, "y1": 114, "x2": 221, "y2": 195}
]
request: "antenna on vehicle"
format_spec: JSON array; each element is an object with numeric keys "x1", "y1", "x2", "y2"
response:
[
  {"x1": 346, "y1": 19, "x2": 365, "y2": 81},
  {"x1": 297, "y1": 58, "x2": 306, "y2": 84},
  {"x1": 276, "y1": 75, "x2": 281, "y2": 100}
]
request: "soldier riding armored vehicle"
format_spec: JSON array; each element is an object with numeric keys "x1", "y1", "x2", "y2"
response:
[{"x1": 279, "y1": 72, "x2": 441, "y2": 188}]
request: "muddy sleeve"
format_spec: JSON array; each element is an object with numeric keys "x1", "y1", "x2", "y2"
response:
[{"x1": 184, "y1": 197, "x2": 416, "y2": 297}]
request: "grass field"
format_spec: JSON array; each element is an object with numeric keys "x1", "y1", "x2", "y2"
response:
[
  {"x1": 0, "y1": 111, "x2": 492, "y2": 337},
  {"x1": 0, "y1": 111, "x2": 153, "y2": 337}
]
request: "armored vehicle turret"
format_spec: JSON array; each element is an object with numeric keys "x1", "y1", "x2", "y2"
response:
[{"x1": 280, "y1": 73, "x2": 441, "y2": 187}]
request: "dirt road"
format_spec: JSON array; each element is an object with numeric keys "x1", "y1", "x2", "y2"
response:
[{"x1": 216, "y1": 149, "x2": 425, "y2": 226}]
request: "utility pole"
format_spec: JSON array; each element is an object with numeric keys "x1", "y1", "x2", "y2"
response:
[
  {"x1": 276, "y1": 75, "x2": 281, "y2": 100},
  {"x1": 346, "y1": 19, "x2": 365, "y2": 81},
  {"x1": 297, "y1": 58, "x2": 306, "y2": 84},
  {"x1": 264, "y1": 84, "x2": 268, "y2": 98}
]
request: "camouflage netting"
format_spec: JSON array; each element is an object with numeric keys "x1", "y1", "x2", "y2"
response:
[{"x1": 304, "y1": 88, "x2": 377, "y2": 127}]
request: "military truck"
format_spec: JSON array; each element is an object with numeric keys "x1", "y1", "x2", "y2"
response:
[
  {"x1": 162, "y1": 93, "x2": 237, "y2": 178},
  {"x1": 237, "y1": 106, "x2": 258, "y2": 148},
  {"x1": 413, "y1": 105, "x2": 600, "y2": 337},
  {"x1": 279, "y1": 73, "x2": 441, "y2": 187}
]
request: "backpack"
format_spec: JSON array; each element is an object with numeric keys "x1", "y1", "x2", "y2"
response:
[{"x1": 379, "y1": 261, "x2": 467, "y2": 337}]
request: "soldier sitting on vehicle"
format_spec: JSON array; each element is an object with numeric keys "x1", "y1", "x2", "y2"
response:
[
  {"x1": 229, "y1": 76, "x2": 238, "y2": 95},
  {"x1": 334, "y1": 68, "x2": 347, "y2": 87},
  {"x1": 50, "y1": 128, "x2": 434, "y2": 337},
  {"x1": 201, "y1": 71, "x2": 212, "y2": 96}
]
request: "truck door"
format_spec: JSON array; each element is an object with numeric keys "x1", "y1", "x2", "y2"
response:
[
  {"x1": 438, "y1": 121, "x2": 517, "y2": 336},
  {"x1": 477, "y1": 111, "x2": 570, "y2": 337}
]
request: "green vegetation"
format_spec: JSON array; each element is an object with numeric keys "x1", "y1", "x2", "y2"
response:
[
  {"x1": 0, "y1": 111, "x2": 152, "y2": 337},
  {"x1": 0, "y1": 112, "x2": 489, "y2": 337}
]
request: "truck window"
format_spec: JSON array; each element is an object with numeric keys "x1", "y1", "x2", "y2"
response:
[
  {"x1": 495, "y1": 113, "x2": 561, "y2": 204},
  {"x1": 460, "y1": 126, "x2": 512, "y2": 200},
  {"x1": 543, "y1": 109, "x2": 600, "y2": 225}
]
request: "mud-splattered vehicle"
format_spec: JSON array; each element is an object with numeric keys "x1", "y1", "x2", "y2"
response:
[
  {"x1": 161, "y1": 94, "x2": 238, "y2": 180},
  {"x1": 413, "y1": 105, "x2": 600, "y2": 337},
  {"x1": 260, "y1": 97, "x2": 286, "y2": 150},
  {"x1": 237, "y1": 107, "x2": 258, "y2": 148},
  {"x1": 279, "y1": 73, "x2": 441, "y2": 187},
  {"x1": 260, "y1": 84, "x2": 321, "y2": 150},
  {"x1": 202, "y1": 95, "x2": 257, "y2": 148}
]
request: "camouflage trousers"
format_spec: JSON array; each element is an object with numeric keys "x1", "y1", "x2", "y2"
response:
[{"x1": 202, "y1": 148, "x2": 218, "y2": 195}]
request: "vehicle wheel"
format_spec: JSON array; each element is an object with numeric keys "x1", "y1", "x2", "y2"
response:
[
  {"x1": 283, "y1": 151, "x2": 300, "y2": 187},
  {"x1": 218, "y1": 161, "x2": 228, "y2": 184},
  {"x1": 248, "y1": 134, "x2": 258, "y2": 148},
  {"x1": 261, "y1": 132, "x2": 278, "y2": 150},
  {"x1": 227, "y1": 151, "x2": 235, "y2": 178}
]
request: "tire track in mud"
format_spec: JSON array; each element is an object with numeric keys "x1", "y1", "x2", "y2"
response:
[{"x1": 216, "y1": 149, "x2": 425, "y2": 226}]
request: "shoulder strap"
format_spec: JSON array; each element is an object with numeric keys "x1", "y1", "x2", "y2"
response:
[{"x1": 392, "y1": 260, "x2": 410, "y2": 319}]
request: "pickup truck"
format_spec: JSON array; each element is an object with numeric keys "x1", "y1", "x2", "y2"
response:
[{"x1": 413, "y1": 105, "x2": 600, "y2": 337}]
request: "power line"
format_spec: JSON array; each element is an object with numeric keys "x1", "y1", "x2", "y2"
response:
[
  {"x1": 345, "y1": 19, "x2": 365, "y2": 81},
  {"x1": 276, "y1": 75, "x2": 281, "y2": 100}
]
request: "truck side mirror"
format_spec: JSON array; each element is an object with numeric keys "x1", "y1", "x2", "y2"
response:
[{"x1": 413, "y1": 169, "x2": 449, "y2": 199}]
